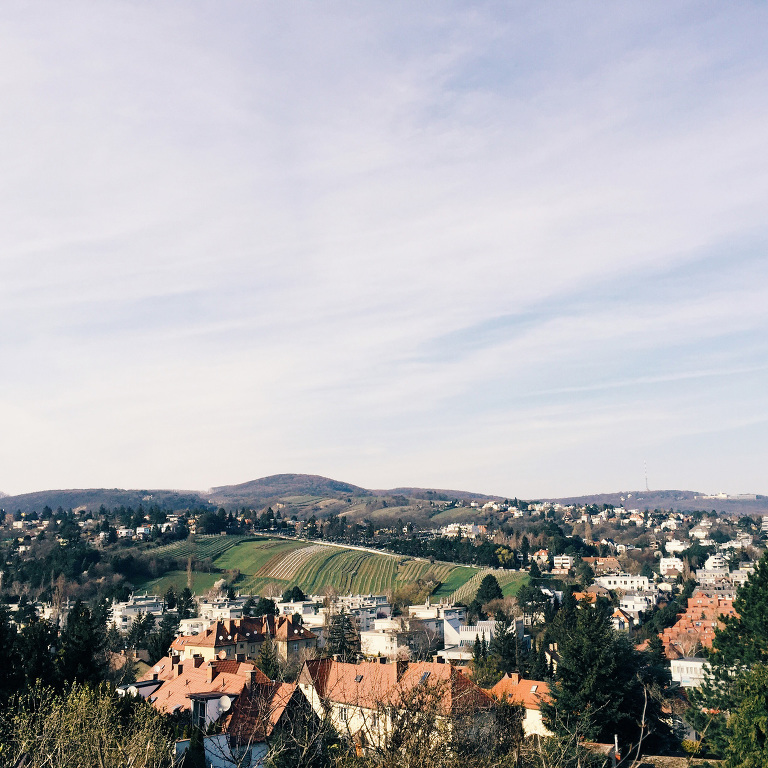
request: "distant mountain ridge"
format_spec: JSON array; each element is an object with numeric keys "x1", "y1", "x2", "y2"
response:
[{"x1": 1, "y1": 474, "x2": 766, "y2": 515}]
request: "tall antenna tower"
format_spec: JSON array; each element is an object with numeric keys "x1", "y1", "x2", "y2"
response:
[{"x1": 644, "y1": 460, "x2": 649, "y2": 492}]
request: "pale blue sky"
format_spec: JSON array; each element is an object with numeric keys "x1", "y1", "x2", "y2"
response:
[{"x1": 1, "y1": 2, "x2": 767, "y2": 497}]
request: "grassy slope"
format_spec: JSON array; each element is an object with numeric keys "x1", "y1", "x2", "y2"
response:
[{"x1": 139, "y1": 537, "x2": 482, "y2": 597}]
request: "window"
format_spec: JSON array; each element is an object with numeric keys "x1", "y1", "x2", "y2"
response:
[
  {"x1": 354, "y1": 674, "x2": 364, "y2": 683},
  {"x1": 339, "y1": 707, "x2": 348, "y2": 722},
  {"x1": 192, "y1": 700, "x2": 206, "y2": 730},
  {"x1": 371, "y1": 713, "x2": 378, "y2": 727},
  {"x1": 292, "y1": 642, "x2": 299, "y2": 652}
]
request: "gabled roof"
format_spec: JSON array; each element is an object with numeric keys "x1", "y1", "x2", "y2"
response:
[
  {"x1": 488, "y1": 673, "x2": 550, "y2": 711},
  {"x1": 224, "y1": 681, "x2": 298, "y2": 745},
  {"x1": 299, "y1": 659, "x2": 491, "y2": 716},
  {"x1": 137, "y1": 657, "x2": 269, "y2": 715},
  {"x1": 170, "y1": 616, "x2": 316, "y2": 651}
]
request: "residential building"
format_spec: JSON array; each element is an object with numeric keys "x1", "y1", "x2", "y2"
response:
[
  {"x1": 670, "y1": 657, "x2": 710, "y2": 688},
  {"x1": 595, "y1": 574, "x2": 651, "y2": 592},
  {"x1": 131, "y1": 656, "x2": 298, "y2": 768},
  {"x1": 486, "y1": 673, "x2": 551, "y2": 737},
  {"x1": 661, "y1": 593, "x2": 737, "y2": 658},
  {"x1": 111, "y1": 595, "x2": 166, "y2": 632},
  {"x1": 171, "y1": 616, "x2": 317, "y2": 664},
  {"x1": 659, "y1": 557, "x2": 684, "y2": 577},
  {"x1": 297, "y1": 657, "x2": 492, "y2": 750}
]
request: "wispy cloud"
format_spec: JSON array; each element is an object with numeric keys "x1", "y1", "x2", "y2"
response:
[{"x1": 0, "y1": 2, "x2": 766, "y2": 497}]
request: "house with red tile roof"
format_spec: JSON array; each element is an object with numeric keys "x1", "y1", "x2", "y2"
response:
[
  {"x1": 170, "y1": 615, "x2": 316, "y2": 665},
  {"x1": 486, "y1": 672, "x2": 552, "y2": 737},
  {"x1": 661, "y1": 592, "x2": 737, "y2": 658},
  {"x1": 133, "y1": 655, "x2": 305, "y2": 768},
  {"x1": 297, "y1": 657, "x2": 492, "y2": 749}
]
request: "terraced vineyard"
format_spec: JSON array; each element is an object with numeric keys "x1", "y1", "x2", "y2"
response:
[
  {"x1": 136, "y1": 536, "x2": 487, "y2": 598},
  {"x1": 448, "y1": 568, "x2": 528, "y2": 603},
  {"x1": 148, "y1": 535, "x2": 253, "y2": 560}
]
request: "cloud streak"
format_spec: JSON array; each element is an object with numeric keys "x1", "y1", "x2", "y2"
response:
[{"x1": 0, "y1": 2, "x2": 767, "y2": 497}]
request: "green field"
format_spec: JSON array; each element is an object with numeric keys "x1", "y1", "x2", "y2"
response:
[
  {"x1": 135, "y1": 536, "x2": 484, "y2": 598},
  {"x1": 449, "y1": 569, "x2": 528, "y2": 603},
  {"x1": 133, "y1": 570, "x2": 222, "y2": 595},
  {"x1": 147, "y1": 534, "x2": 254, "y2": 561}
]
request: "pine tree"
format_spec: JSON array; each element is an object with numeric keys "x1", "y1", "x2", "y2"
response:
[
  {"x1": 475, "y1": 574, "x2": 503, "y2": 605},
  {"x1": 56, "y1": 600, "x2": 106, "y2": 686},
  {"x1": 257, "y1": 635, "x2": 281, "y2": 680},
  {"x1": 540, "y1": 602, "x2": 643, "y2": 745},
  {"x1": 489, "y1": 616, "x2": 517, "y2": 673},
  {"x1": 325, "y1": 611, "x2": 358, "y2": 662},
  {"x1": 688, "y1": 551, "x2": 768, "y2": 756}
]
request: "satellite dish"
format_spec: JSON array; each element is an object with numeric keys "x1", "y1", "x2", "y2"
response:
[
  {"x1": 218, "y1": 695, "x2": 232, "y2": 713},
  {"x1": 127, "y1": 686, "x2": 138, "y2": 697}
]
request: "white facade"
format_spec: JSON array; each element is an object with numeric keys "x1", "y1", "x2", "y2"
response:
[
  {"x1": 595, "y1": 574, "x2": 651, "y2": 591},
  {"x1": 659, "y1": 557, "x2": 684, "y2": 576},
  {"x1": 671, "y1": 657, "x2": 709, "y2": 688},
  {"x1": 111, "y1": 595, "x2": 165, "y2": 631},
  {"x1": 552, "y1": 555, "x2": 574, "y2": 570}
]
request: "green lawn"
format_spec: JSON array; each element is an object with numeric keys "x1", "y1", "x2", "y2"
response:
[{"x1": 431, "y1": 566, "x2": 479, "y2": 599}]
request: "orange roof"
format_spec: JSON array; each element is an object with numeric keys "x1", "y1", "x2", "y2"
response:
[
  {"x1": 488, "y1": 673, "x2": 550, "y2": 710},
  {"x1": 137, "y1": 657, "x2": 270, "y2": 716},
  {"x1": 171, "y1": 616, "x2": 316, "y2": 652},
  {"x1": 224, "y1": 681, "x2": 297, "y2": 745},
  {"x1": 300, "y1": 659, "x2": 491, "y2": 716}
]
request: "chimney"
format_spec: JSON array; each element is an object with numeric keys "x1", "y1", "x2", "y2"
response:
[
  {"x1": 236, "y1": 653, "x2": 246, "y2": 662},
  {"x1": 207, "y1": 663, "x2": 218, "y2": 683},
  {"x1": 193, "y1": 655, "x2": 204, "y2": 669},
  {"x1": 378, "y1": 656, "x2": 387, "y2": 664},
  {"x1": 175, "y1": 663, "x2": 184, "y2": 677},
  {"x1": 433, "y1": 655, "x2": 445, "y2": 664},
  {"x1": 249, "y1": 670, "x2": 260, "y2": 688},
  {"x1": 396, "y1": 660, "x2": 407, "y2": 681},
  {"x1": 152, "y1": 673, "x2": 159, "y2": 681}
]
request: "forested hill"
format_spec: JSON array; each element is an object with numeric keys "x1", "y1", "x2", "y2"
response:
[
  {"x1": 2, "y1": 473, "x2": 766, "y2": 517},
  {"x1": 207, "y1": 473, "x2": 371, "y2": 505},
  {"x1": 0, "y1": 488, "x2": 208, "y2": 516},
  {"x1": 544, "y1": 489, "x2": 768, "y2": 515}
]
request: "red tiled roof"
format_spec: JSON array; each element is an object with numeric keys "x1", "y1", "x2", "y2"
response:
[
  {"x1": 300, "y1": 659, "x2": 492, "y2": 716},
  {"x1": 224, "y1": 682, "x2": 297, "y2": 745},
  {"x1": 137, "y1": 657, "x2": 270, "y2": 715},
  {"x1": 488, "y1": 673, "x2": 550, "y2": 711},
  {"x1": 171, "y1": 616, "x2": 316, "y2": 652}
]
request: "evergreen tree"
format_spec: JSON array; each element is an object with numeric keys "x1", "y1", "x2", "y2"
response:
[
  {"x1": 146, "y1": 613, "x2": 179, "y2": 663},
  {"x1": 325, "y1": 611, "x2": 358, "y2": 662},
  {"x1": 16, "y1": 617, "x2": 57, "y2": 689},
  {"x1": 541, "y1": 602, "x2": 643, "y2": 745},
  {"x1": 56, "y1": 600, "x2": 106, "y2": 686},
  {"x1": 475, "y1": 574, "x2": 503, "y2": 605},
  {"x1": 253, "y1": 597, "x2": 278, "y2": 616},
  {"x1": 723, "y1": 663, "x2": 768, "y2": 768},
  {"x1": 0, "y1": 604, "x2": 21, "y2": 701},
  {"x1": 257, "y1": 635, "x2": 281, "y2": 680},
  {"x1": 164, "y1": 586, "x2": 177, "y2": 610},
  {"x1": 473, "y1": 634, "x2": 482, "y2": 664},
  {"x1": 688, "y1": 551, "x2": 768, "y2": 757},
  {"x1": 177, "y1": 587, "x2": 195, "y2": 619},
  {"x1": 489, "y1": 615, "x2": 517, "y2": 673}
]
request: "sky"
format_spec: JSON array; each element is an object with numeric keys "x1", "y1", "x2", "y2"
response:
[{"x1": 1, "y1": 2, "x2": 767, "y2": 499}]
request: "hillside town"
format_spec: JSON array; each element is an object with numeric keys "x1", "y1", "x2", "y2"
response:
[{"x1": 1, "y1": 493, "x2": 767, "y2": 766}]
